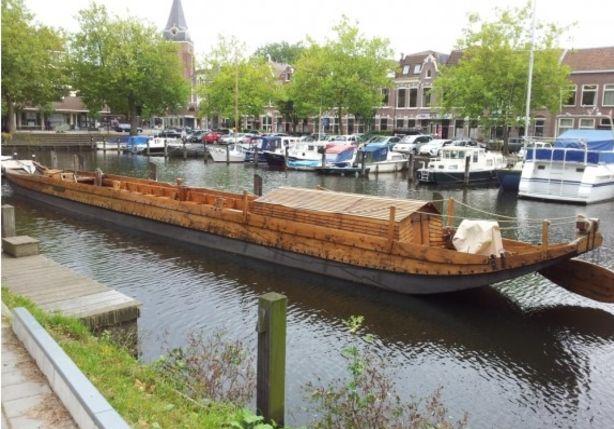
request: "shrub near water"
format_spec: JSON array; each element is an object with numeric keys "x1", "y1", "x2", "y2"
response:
[
  {"x1": 306, "y1": 316, "x2": 468, "y2": 429},
  {"x1": 154, "y1": 331, "x2": 256, "y2": 406}
]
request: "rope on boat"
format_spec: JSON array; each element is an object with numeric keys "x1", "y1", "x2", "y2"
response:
[
  {"x1": 497, "y1": 220, "x2": 577, "y2": 230},
  {"x1": 450, "y1": 199, "x2": 578, "y2": 222}
]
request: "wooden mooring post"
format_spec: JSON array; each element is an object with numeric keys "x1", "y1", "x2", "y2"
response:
[
  {"x1": 407, "y1": 154, "x2": 415, "y2": 183},
  {"x1": 226, "y1": 144, "x2": 230, "y2": 164},
  {"x1": 256, "y1": 292, "x2": 287, "y2": 427},
  {"x1": 254, "y1": 174, "x2": 263, "y2": 196},
  {"x1": 253, "y1": 146, "x2": 259, "y2": 168},
  {"x1": 148, "y1": 162, "x2": 158, "y2": 181},
  {"x1": 163, "y1": 139, "x2": 168, "y2": 158},
  {"x1": 50, "y1": 149, "x2": 58, "y2": 169},
  {"x1": 464, "y1": 156, "x2": 471, "y2": 186},
  {"x1": 2, "y1": 204, "x2": 16, "y2": 238}
]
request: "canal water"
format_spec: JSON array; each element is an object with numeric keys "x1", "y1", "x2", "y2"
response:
[{"x1": 3, "y1": 149, "x2": 613, "y2": 428}]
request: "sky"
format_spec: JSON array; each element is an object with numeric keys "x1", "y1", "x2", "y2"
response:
[{"x1": 24, "y1": 0, "x2": 614, "y2": 60}]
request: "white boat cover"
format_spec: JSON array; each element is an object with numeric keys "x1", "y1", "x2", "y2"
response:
[{"x1": 452, "y1": 219, "x2": 504, "y2": 256}]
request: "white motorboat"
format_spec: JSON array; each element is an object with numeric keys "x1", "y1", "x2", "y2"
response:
[
  {"x1": 518, "y1": 129, "x2": 614, "y2": 204},
  {"x1": 207, "y1": 144, "x2": 248, "y2": 162},
  {"x1": 359, "y1": 143, "x2": 408, "y2": 173},
  {"x1": 418, "y1": 146, "x2": 507, "y2": 184}
]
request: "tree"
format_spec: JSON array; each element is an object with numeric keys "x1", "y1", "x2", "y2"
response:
[
  {"x1": 289, "y1": 17, "x2": 394, "y2": 135},
  {"x1": 433, "y1": 4, "x2": 570, "y2": 153},
  {"x1": 1, "y1": 0, "x2": 67, "y2": 132},
  {"x1": 253, "y1": 41, "x2": 305, "y2": 64},
  {"x1": 70, "y1": 3, "x2": 189, "y2": 134},
  {"x1": 198, "y1": 36, "x2": 279, "y2": 131}
]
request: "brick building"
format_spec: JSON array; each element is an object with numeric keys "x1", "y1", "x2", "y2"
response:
[
  {"x1": 375, "y1": 47, "x2": 614, "y2": 140},
  {"x1": 545, "y1": 47, "x2": 614, "y2": 137}
]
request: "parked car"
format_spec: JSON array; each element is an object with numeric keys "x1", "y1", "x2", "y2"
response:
[
  {"x1": 419, "y1": 139, "x2": 453, "y2": 156},
  {"x1": 365, "y1": 135, "x2": 401, "y2": 147},
  {"x1": 188, "y1": 130, "x2": 205, "y2": 142},
  {"x1": 452, "y1": 139, "x2": 488, "y2": 149},
  {"x1": 392, "y1": 134, "x2": 433, "y2": 154},
  {"x1": 114, "y1": 123, "x2": 143, "y2": 134},
  {"x1": 158, "y1": 129, "x2": 182, "y2": 139},
  {"x1": 203, "y1": 131, "x2": 221, "y2": 144}
]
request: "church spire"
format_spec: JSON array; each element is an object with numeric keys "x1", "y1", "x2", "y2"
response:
[{"x1": 163, "y1": 0, "x2": 190, "y2": 42}]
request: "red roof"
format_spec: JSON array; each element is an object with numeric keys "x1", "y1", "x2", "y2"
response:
[{"x1": 562, "y1": 47, "x2": 614, "y2": 71}]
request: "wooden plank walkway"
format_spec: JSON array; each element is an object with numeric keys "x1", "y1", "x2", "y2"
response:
[{"x1": 1, "y1": 254, "x2": 140, "y2": 329}]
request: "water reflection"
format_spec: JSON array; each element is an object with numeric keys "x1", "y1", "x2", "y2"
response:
[{"x1": 2, "y1": 148, "x2": 614, "y2": 428}]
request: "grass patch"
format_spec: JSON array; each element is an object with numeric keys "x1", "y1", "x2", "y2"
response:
[{"x1": 2, "y1": 287, "x2": 249, "y2": 428}]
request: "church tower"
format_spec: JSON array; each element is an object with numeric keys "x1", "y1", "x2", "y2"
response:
[{"x1": 163, "y1": 0, "x2": 196, "y2": 126}]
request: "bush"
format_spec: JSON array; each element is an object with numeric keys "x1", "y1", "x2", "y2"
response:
[
  {"x1": 306, "y1": 316, "x2": 468, "y2": 429},
  {"x1": 154, "y1": 331, "x2": 256, "y2": 406}
]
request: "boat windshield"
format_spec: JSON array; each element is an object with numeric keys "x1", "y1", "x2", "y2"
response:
[{"x1": 444, "y1": 150, "x2": 465, "y2": 159}]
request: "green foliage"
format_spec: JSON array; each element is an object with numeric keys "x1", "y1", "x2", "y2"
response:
[
  {"x1": 253, "y1": 41, "x2": 305, "y2": 64},
  {"x1": 1, "y1": 288, "x2": 249, "y2": 428},
  {"x1": 153, "y1": 331, "x2": 256, "y2": 406},
  {"x1": 306, "y1": 315, "x2": 468, "y2": 429},
  {"x1": 229, "y1": 409, "x2": 276, "y2": 429},
  {"x1": 70, "y1": 2, "x2": 189, "y2": 133},
  {"x1": 198, "y1": 36, "x2": 279, "y2": 127},
  {"x1": 1, "y1": 0, "x2": 68, "y2": 131},
  {"x1": 433, "y1": 3, "x2": 570, "y2": 151},
  {"x1": 289, "y1": 17, "x2": 394, "y2": 133}
]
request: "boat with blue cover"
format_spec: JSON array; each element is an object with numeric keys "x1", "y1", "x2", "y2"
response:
[{"x1": 518, "y1": 129, "x2": 614, "y2": 204}]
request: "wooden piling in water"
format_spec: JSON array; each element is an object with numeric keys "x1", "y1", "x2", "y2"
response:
[
  {"x1": 1, "y1": 204, "x2": 16, "y2": 238},
  {"x1": 464, "y1": 156, "x2": 471, "y2": 186},
  {"x1": 148, "y1": 162, "x2": 158, "y2": 181},
  {"x1": 50, "y1": 149, "x2": 58, "y2": 169},
  {"x1": 256, "y1": 292, "x2": 286, "y2": 427},
  {"x1": 254, "y1": 174, "x2": 263, "y2": 196}
]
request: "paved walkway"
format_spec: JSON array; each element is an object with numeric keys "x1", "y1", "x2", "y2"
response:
[{"x1": 1, "y1": 312, "x2": 77, "y2": 429}]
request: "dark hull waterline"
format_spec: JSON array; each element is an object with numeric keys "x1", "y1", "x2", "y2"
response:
[{"x1": 8, "y1": 182, "x2": 569, "y2": 295}]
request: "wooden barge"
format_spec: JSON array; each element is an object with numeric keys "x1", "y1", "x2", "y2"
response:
[{"x1": 3, "y1": 165, "x2": 607, "y2": 297}]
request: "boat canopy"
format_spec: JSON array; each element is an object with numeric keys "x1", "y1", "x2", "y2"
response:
[
  {"x1": 335, "y1": 147, "x2": 356, "y2": 163},
  {"x1": 360, "y1": 144, "x2": 388, "y2": 162},
  {"x1": 554, "y1": 130, "x2": 614, "y2": 151},
  {"x1": 261, "y1": 136, "x2": 282, "y2": 151},
  {"x1": 119, "y1": 135, "x2": 150, "y2": 146},
  {"x1": 254, "y1": 187, "x2": 436, "y2": 222}
]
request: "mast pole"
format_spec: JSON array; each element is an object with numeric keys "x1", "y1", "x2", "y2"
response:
[{"x1": 523, "y1": 0, "x2": 537, "y2": 149}]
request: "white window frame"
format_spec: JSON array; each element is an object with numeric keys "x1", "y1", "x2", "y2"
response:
[
  {"x1": 579, "y1": 118, "x2": 595, "y2": 129},
  {"x1": 581, "y1": 84, "x2": 597, "y2": 106},
  {"x1": 603, "y1": 83, "x2": 614, "y2": 107},
  {"x1": 413, "y1": 64, "x2": 422, "y2": 74},
  {"x1": 422, "y1": 87, "x2": 432, "y2": 108},
  {"x1": 402, "y1": 65, "x2": 409, "y2": 75},
  {"x1": 557, "y1": 117, "x2": 574, "y2": 135},
  {"x1": 534, "y1": 118, "x2": 546, "y2": 136},
  {"x1": 397, "y1": 88, "x2": 407, "y2": 108},
  {"x1": 408, "y1": 88, "x2": 418, "y2": 108},
  {"x1": 562, "y1": 85, "x2": 576, "y2": 107},
  {"x1": 600, "y1": 117, "x2": 614, "y2": 127}
]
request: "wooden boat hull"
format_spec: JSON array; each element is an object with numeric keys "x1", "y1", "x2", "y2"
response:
[{"x1": 6, "y1": 178, "x2": 581, "y2": 295}]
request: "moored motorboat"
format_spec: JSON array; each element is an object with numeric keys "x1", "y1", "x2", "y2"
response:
[
  {"x1": 4, "y1": 163, "x2": 611, "y2": 300},
  {"x1": 418, "y1": 146, "x2": 506, "y2": 185},
  {"x1": 359, "y1": 143, "x2": 407, "y2": 173},
  {"x1": 207, "y1": 144, "x2": 248, "y2": 162},
  {"x1": 518, "y1": 130, "x2": 614, "y2": 204},
  {"x1": 496, "y1": 160, "x2": 523, "y2": 191}
]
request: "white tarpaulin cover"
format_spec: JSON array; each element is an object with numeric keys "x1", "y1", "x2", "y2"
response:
[{"x1": 452, "y1": 220, "x2": 505, "y2": 256}]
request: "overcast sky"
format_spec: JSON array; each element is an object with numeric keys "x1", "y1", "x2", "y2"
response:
[{"x1": 25, "y1": 0, "x2": 613, "y2": 60}]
